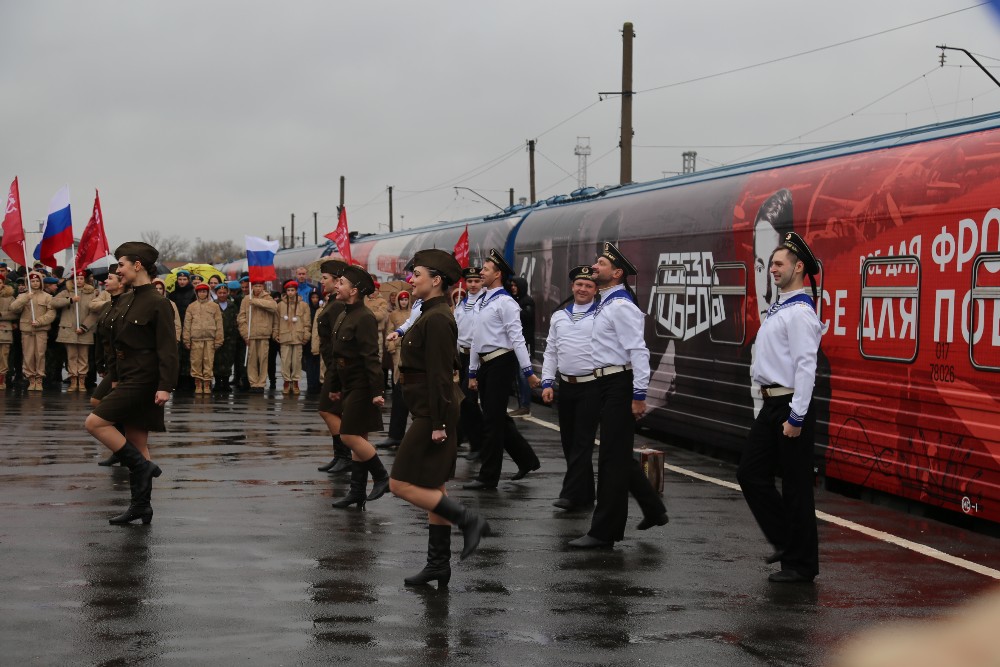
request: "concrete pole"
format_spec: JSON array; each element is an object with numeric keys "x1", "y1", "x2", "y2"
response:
[
  {"x1": 388, "y1": 186, "x2": 394, "y2": 233},
  {"x1": 290, "y1": 213, "x2": 295, "y2": 249},
  {"x1": 528, "y1": 140, "x2": 537, "y2": 203},
  {"x1": 620, "y1": 22, "x2": 634, "y2": 185}
]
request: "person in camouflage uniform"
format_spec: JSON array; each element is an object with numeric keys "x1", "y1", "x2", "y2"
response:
[{"x1": 213, "y1": 282, "x2": 240, "y2": 392}]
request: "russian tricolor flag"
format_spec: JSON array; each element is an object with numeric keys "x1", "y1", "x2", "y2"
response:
[
  {"x1": 34, "y1": 186, "x2": 74, "y2": 268},
  {"x1": 245, "y1": 235, "x2": 279, "y2": 283}
]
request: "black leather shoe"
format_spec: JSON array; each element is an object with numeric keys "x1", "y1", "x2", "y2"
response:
[
  {"x1": 567, "y1": 535, "x2": 613, "y2": 549},
  {"x1": 317, "y1": 458, "x2": 337, "y2": 472},
  {"x1": 765, "y1": 549, "x2": 786, "y2": 565},
  {"x1": 552, "y1": 498, "x2": 574, "y2": 510},
  {"x1": 462, "y1": 480, "x2": 496, "y2": 490},
  {"x1": 511, "y1": 462, "x2": 540, "y2": 481},
  {"x1": 97, "y1": 451, "x2": 122, "y2": 467},
  {"x1": 636, "y1": 512, "x2": 669, "y2": 530},
  {"x1": 768, "y1": 570, "x2": 814, "y2": 583},
  {"x1": 375, "y1": 438, "x2": 400, "y2": 450},
  {"x1": 465, "y1": 450, "x2": 481, "y2": 461}
]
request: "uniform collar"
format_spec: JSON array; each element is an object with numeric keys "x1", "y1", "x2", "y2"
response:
[
  {"x1": 599, "y1": 284, "x2": 626, "y2": 299},
  {"x1": 775, "y1": 287, "x2": 806, "y2": 303}
]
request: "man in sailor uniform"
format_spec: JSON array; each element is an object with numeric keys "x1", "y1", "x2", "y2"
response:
[{"x1": 737, "y1": 231, "x2": 822, "y2": 584}]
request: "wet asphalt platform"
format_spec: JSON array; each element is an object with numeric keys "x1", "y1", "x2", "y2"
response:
[{"x1": 2, "y1": 388, "x2": 999, "y2": 666}]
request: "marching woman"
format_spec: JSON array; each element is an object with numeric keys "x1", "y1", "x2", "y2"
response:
[
  {"x1": 389, "y1": 250, "x2": 490, "y2": 586},
  {"x1": 314, "y1": 261, "x2": 352, "y2": 473},
  {"x1": 9, "y1": 271, "x2": 57, "y2": 391},
  {"x1": 90, "y1": 270, "x2": 127, "y2": 466},
  {"x1": 51, "y1": 270, "x2": 100, "y2": 392},
  {"x1": 328, "y1": 265, "x2": 390, "y2": 509},
  {"x1": 84, "y1": 242, "x2": 178, "y2": 524}
]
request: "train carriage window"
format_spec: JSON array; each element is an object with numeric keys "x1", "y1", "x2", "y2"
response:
[
  {"x1": 858, "y1": 255, "x2": 921, "y2": 363},
  {"x1": 709, "y1": 262, "x2": 747, "y2": 345},
  {"x1": 651, "y1": 263, "x2": 688, "y2": 340},
  {"x1": 970, "y1": 252, "x2": 1000, "y2": 372}
]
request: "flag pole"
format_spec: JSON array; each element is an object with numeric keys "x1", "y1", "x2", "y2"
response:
[
  {"x1": 71, "y1": 243, "x2": 81, "y2": 331},
  {"x1": 245, "y1": 303, "x2": 252, "y2": 366},
  {"x1": 22, "y1": 241, "x2": 36, "y2": 323}
]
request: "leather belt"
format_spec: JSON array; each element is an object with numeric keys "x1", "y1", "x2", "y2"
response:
[
  {"x1": 459, "y1": 346, "x2": 471, "y2": 355},
  {"x1": 760, "y1": 385, "x2": 794, "y2": 398},
  {"x1": 115, "y1": 348, "x2": 155, "y2": 360},
  {"x1": 480, "y1": 348, "x2": 512, "y2": 363},
  {"x1": 398, "y1": 371, "x2": 426, "y2": 385},
  {"x1": 593, "y1": 364, "x2": 631, "y2": 378},
  {"x1": 560, "y1": 372, "x2": 596, "y2": 384}
]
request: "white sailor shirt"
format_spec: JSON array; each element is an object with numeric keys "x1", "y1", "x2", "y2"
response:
[
  {"x1": 591, "y1": 284, "x2": 650, "y2": 400},
  {"x1": 455, "y1": 291, "x2": 485, "y2": 350},
  {"x1": 393, "y1": 298, "x2": 423, "y2": 336},
  {"x1": 468, "y1": 286, "x2": 534, "y2": 378},
  {"x1": 750, "y1": 287, "x2": 822, "y2": 427},
  {"x1": 541, "y1": 300, "x2": 597, "y2": 387}
]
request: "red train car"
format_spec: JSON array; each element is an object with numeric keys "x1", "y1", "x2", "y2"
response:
[{"x1": 513, "y1": 111, "x2": 1000, "y2": 524}]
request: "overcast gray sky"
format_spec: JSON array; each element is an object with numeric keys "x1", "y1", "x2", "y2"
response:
[{"x1": 2, "y1": 1, "x2": 999, "y2": 253}]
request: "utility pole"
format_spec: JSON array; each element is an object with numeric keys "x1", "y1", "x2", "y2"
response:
[
  {"x1": 388, "y1": 186, "x2": 394, "y2": 233},
  {"x1": 301, "y1": 231, "x2": 306, "y2": 246},
  {"x1": 281, "y1": 226, "x2": 286, "y2": 249},
  {"x1": 290, "y1": 213, "x2": 295, "y2": 249},
  {"x1": 937, "y1": 45, "x2": 1000, "y2": 89},
  {"x1": 509, "y1": 188, "x2": 514, "y2": 206},
  {"x1": 621, "y1": 22, "x2": 634, "y2": 184},
  {"x1": 528, "y1": 139, "x2": 537, "y2": 203},
  {"x1": 339, "y1": 176, "x2": 345, "y2": 210},
  {"x1": 313, "y1": 212, "x2": 318, "y2": 245},
  {"x1": 599, "y1": 22, "x2": 636, "y2": 185}
]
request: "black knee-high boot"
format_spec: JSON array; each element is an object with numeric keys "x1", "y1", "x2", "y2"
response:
[
  {"x1": 318, "y1": 435, "x2": 352, "y2": 473},
  {"x1": 405, "y1": 524, "x2": 452, "y2": 586},
  {"x1": 331, "y1": 461, "x2": 368, "y2": 509},
  {"x1": 97, "y1": 450, "x2": 122, "y2": 467},
  {"x1": 109, "y1": 442, "x2": 162, "y2": 525},
  {"x1": 431, "y1": 496, "x2": 490, "y2": 560},
  {"x1": 365, "y1": 454, "x2": 390, "y2": 501}
]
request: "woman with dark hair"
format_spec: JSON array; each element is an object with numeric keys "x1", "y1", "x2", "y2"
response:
[
  {"x1": 84, "y1": 242, "x2": 179, "y2": 524},
  {"x1": 328, "y1": 265, "x2": 390, "y2": 509},
  {"x1": 389, "y1": 249, "x2": 490, "y2": 587},
  {"x1": 90, "y1": 270, "x2": 127, "y2": 467}
]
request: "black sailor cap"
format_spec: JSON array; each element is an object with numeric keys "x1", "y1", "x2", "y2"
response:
[
  {"x1": 781, "y1": 232, "x2": 820, "y2": 275},
  {"x1": 569, "y1": 264, "x2": 596, "y2": 282},
  {"x1": 486, "y1": 248, "x2": 513, "y2": 276},
  {"x1": 599, "y1": 241, "x2": 637, "y2": 276}
]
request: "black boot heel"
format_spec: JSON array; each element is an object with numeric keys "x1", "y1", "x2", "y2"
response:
[
  {"x1": 332, "y1": 461, "x2": 368, "y2": 510},
  {"x1": 109, "y1": 505, "x2": 153, "y2": 525},
  {"x1": 405, "y1": 525, "x2": 452, "y2": 586}
]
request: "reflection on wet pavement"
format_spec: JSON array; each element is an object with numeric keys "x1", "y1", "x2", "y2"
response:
[{"x1": 1, "y1": 391, "x2": 998, "y2": 665}]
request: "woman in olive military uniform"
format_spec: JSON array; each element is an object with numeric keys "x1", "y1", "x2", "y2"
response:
[
  {"x1": 90, "y1": 271, "x2": 128, "y2": 466},
  {"x1": 389, "y1": 249, "x2": 491, "y2": 586},
  {"x1": 314, "y1": 260, "x2": 353, "y2": 474},
  {"x1": 84, "y1": 242, "x2": 179, "y2": 525},
  {"x1": 328, "y1": 265, "x2": 389, "y2": 509}
]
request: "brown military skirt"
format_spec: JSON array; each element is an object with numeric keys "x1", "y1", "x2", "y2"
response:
[
  {"x1": 337, "y1": 386, "x2": 384, "y2": 436},
  {"x1": 391, "y1": 384, "x2": 462, "y2": 487},
  {"x1": 91, "y1": 374, "x2": 114, "y2": 401},
  {"x1": 91, "y1": 381, "x2": 166, "y2": 432},
  {"x1": 317, "y1": 372, "x2": 342, "y2": 414}
]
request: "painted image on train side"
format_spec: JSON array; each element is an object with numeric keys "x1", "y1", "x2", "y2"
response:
[
  {"x1": 515, "y1": 125, "x2": 1000, "y2": 523},
  {"x1": 737, "y1": 127, "x2": 1000, "y2": 522}
]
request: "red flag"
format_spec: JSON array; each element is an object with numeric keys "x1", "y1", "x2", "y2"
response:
[
  {"x1": 75, "y1": 190, "x2": 110, "y2": 270},
  {"x1": 2, "y1": 177, "x2": 27, "y2": 267},
  {"x1": 453, "y1": 224, "x2": 469, "y2": 269},
  {"x1": 323, "y1": 206, "x2": 353, "y2": 265}
]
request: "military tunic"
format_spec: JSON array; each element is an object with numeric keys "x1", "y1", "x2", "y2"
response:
[
  {"x1": 92, "y1": 284, "x2": 179, "y2": 431},
  {"x1": 329, "y1": 300, "x2": 383, "y2": 435},
  {"x1": 315, "y1": 298, "x2": 346, "y2": 413},
  {"x1": 391, "y1": 295, "x2": 463, "y2": 487}
]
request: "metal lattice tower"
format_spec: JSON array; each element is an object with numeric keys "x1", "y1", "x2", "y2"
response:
[
  {"x1": 574, "y1": 137, "x2": 592, "y2": 188},
  {"x1": 682, "y1": 151, "x2": 697, "y2": 174}
]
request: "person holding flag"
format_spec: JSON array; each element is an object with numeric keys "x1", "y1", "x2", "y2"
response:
[
  {"x1": 238, "y1": 236, "x2": 280, "y2": 392},
  {"x1": 51, "y1": 270, "x2": 99, "y2": 392},
  {"x1": 9, "y1": 271, "x2": 57, "y2": 391}
]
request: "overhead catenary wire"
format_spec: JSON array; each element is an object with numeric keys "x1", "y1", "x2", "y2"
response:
[{"x1": 635, "y1": 2, "x2": 988, "y2": 96}]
